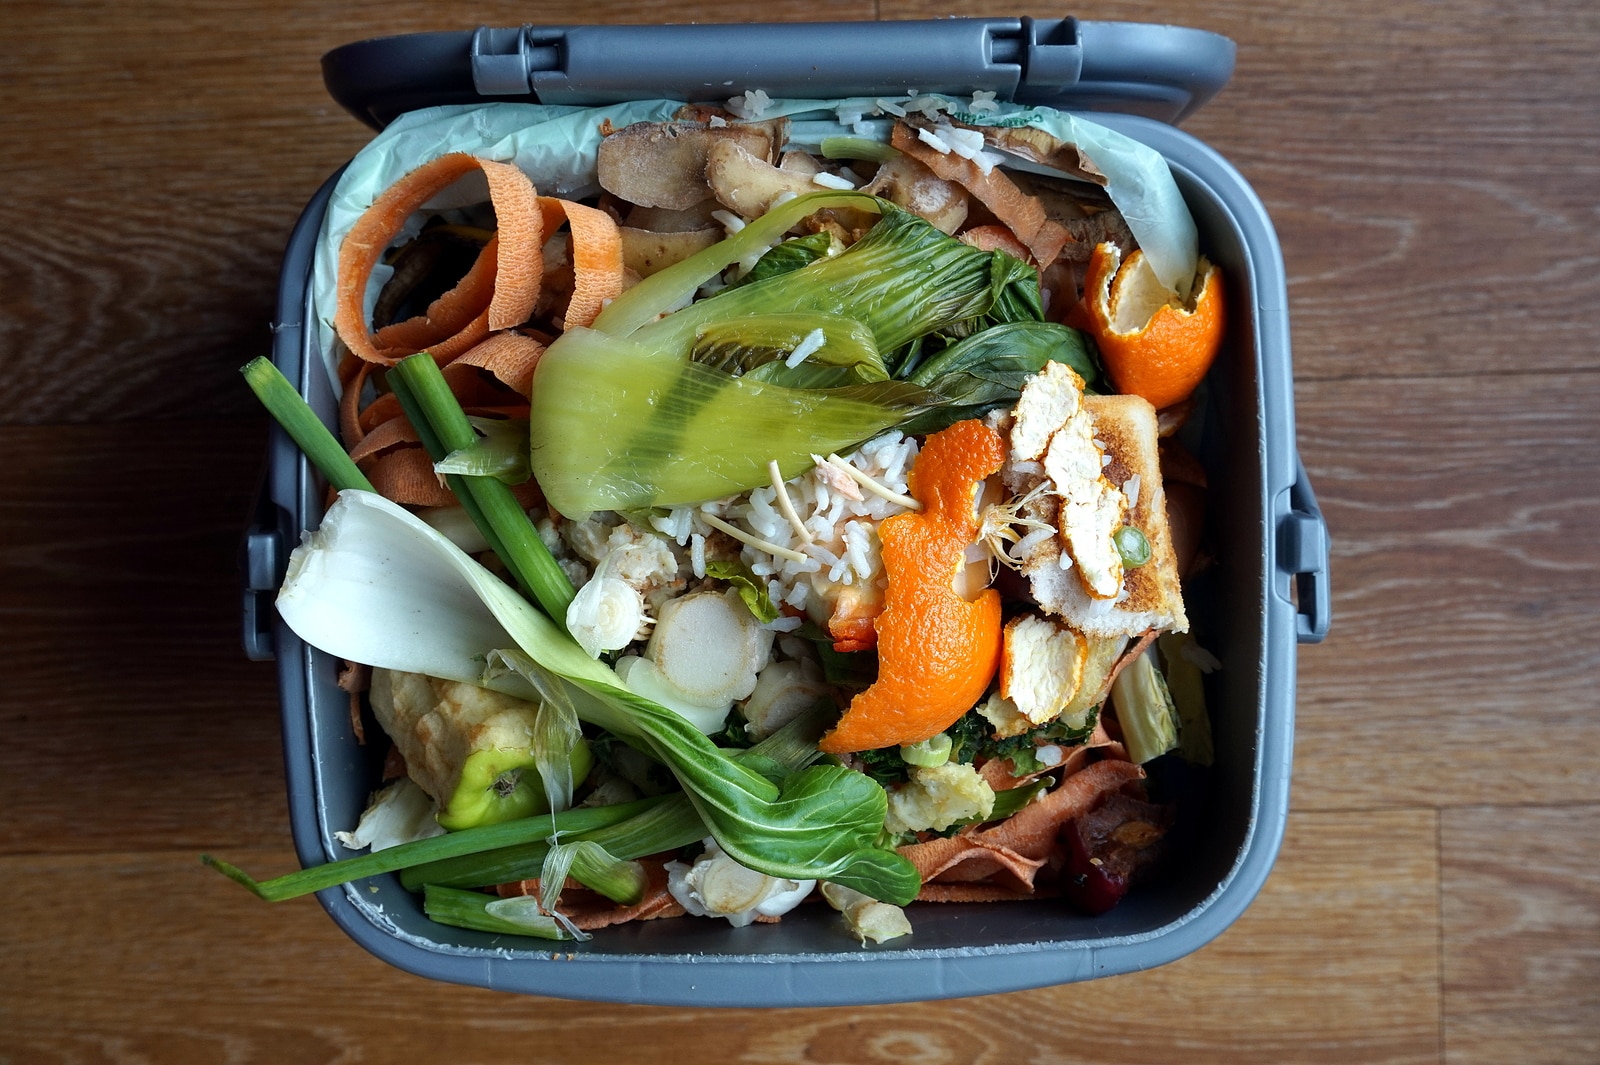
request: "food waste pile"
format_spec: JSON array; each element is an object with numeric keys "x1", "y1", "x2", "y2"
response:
[{"x1": 218, "y1": 90, "x2": 1226, "y2": 947}]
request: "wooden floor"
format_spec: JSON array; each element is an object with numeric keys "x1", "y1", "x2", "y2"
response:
[{"x1": 3, "y1": 1, "x2": 1596, "y2": 1060}]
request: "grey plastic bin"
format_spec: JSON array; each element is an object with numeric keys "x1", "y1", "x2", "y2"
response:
[{"x1": 243, "y1": 17, "x2": 1331, "y2": 1006}]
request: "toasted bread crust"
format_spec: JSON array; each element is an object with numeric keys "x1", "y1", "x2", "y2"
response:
[{"x1": 1008, "y1": 393, "x2": 1188, "y2": 636}]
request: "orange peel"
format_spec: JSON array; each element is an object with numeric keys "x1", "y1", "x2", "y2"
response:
[
  {"x1": 817, "y1": 420, "x2": 1007, "y2": 754},
  {"x1": 1076, "y1": 241, "x2": 1225, "y2": 411}
]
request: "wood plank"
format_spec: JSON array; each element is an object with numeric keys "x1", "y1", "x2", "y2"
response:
[
  {"x1": 0, "y1": 2, "x2": 877, "y2": 428},
  {"x1": 0, "y1": 809, "x2": 1440, "y2": 1063},
  {"x1": 1291, "y1": 370, "x2": 1600, "y2": 810},
  {"x1": 0, "y1": 419, "x2": 290, "y2": 854},
  {"x1": 1442, "y1": 805, "x2": 1600, "y2": 1064},
  {"x1": 879, "y1": 0, "x2": 1600, "y2": 382}
]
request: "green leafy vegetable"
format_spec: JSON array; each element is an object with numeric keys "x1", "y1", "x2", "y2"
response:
[
  {"x1": 691, "y1": 313, "x2": 886, "y2": 388},
  {"x1": 403, "y1": 698, "x2": 835, "y2": 891},
  {"x1": 529, "y1": 194, "x2": 1054, "y2": 514},
  {"x1": 272, "y1": 490, "x2": 919, "y2": 904},
  {"x1": 704, "y1": 560, "x2": 780, "y2": 624},
  {"x1": 527, "y1": 325, "x2": 940, "y2": 514},
  {"x1": 433, "y1": 416, "x2": 531, "y2": 484},
  {"x1": 898, "y1": 321, "x2": 1099, "y2": 435},
  {"x1": 724, "y1": 231, "x2": 838, "y2": 289}
]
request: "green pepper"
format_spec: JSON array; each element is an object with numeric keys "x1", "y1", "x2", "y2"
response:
[
  {"x1": 437, "y1": 741, "x2": 594, "y2": 830},
  {"x1": 371, "y1": 668, "x2": 593, "y2": 831}
]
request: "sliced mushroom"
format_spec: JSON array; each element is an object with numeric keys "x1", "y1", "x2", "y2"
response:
[
  {"x1": 622, "y1": 200, "x2": 724, "y2": 233},
  {"x1": 943, "y1": 119, "x2": 1108, "y2": 187},
  {"x1": 890, "y1": 122, "x2": 1072, "y2": 267}
]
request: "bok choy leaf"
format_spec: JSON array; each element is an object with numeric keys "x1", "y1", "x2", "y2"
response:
[
  {"x1": 529, "y1": 193, "x2": 1047, "y2": 514},
  {"x1": 528, "y1": 326, "x2": 941, "y2": 514},
  {"x1": 275, "y1": 490, "x2": 919, "y2": 904},
  {"x1": 896, "y1": 321, "x2": 1101, "y2": 436}
]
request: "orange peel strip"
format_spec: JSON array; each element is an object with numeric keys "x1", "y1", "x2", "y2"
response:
[{"x1": 817, "y1": 420, "x2": 1008, "y2": 754}]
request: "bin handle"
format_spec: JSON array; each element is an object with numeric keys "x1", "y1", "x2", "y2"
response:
[
  {"x1": 240, "y1": 474, "x2": 285, "y2": 662},
  {"x1": 1278, "y1": 456, "x2": 1331, "y2": 644}
]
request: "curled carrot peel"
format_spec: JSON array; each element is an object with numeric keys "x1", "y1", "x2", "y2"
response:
[
  {"x1": 332, "y1": 153, "x2": 624, "y2": 506},
  {"x1": 818, "y1": 420, "x2": 1007, "y2": 754}
]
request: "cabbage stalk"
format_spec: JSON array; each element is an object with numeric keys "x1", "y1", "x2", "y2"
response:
[
  {"x1": 529, "y1": 193, "x2": 1046, "y2": 515},
  {"x1": 275, "y1": 490, "x2": 919, "y2": 904}
]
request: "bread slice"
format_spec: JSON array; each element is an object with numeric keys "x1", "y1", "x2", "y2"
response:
[{"x1": 1011, "y1": 393, "x2": 1188, "y2": 637}]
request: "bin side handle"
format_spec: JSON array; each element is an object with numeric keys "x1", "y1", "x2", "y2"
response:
[
  {"x1": 1277, "y1": 456, "x2": 1331, "y2": 644},
  {"x1": 240, "y1": 470, "x2": 286, "y2": 662}
]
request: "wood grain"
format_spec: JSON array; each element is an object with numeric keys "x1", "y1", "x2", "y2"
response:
[
  {"x1": 1292, "y1": 371, "x2": 1600, "y2": 811},
  {"x1": 1, "y1": 0, "x2": 1598, "y2": 1057},
  {"x1": 0, "y1": 810, "x2": 1440, "y2": 1065},
  {"x1": 1442, "y1": 805, "x2": 1600, "y2": 1065},
  {"x1": 0, "y1": 0, "x2": 877, "y2": 429},
  {"x1": 0, "y1": 420, "x2": 289, "y2": 854}
]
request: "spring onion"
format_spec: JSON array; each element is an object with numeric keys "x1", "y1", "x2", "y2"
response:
[
  {"x1": 201, "y1": 797, "x2": 659, "y2": 901},
  {"x1": 240, "y1": 357, "x2": 373, "y2": 493},
  {"x1": 424, "y1": 885, "x2": 569, "y2": 939},
  {"x1": 389, "y1": 354, "x2": 575, "y2": 624}
]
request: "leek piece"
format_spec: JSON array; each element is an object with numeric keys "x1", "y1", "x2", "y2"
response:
[
  {"x1": 273, "y1": 491, "x2": 920, "y2": 904},
  {"x1": 241, "y1": 356, "x2": 374, "y2": 493},
  {"x1": 434, "y1": 416, "x2": 531, "y2": 484},
  {"x1": 549, "y1": 839, "x2": 647, "y2": 906},
  {"x1": 819, "y1": 135, "x2": 901, "y2": 163},
  {"x1": 424, "y1": 884, "x2": 569, "y2": 939},
  {"x1": 201, "y1": 797, "x2": 659, "y2": 901},
  {"x1": 389, "y1": 354, "x2": 575, "y2": 624},
  {"x1": 1110, "y1": 647, "x2": 1181, "y2": 765},
  {"x1": 1160, "y1": 633, "x2": 1216, "y2": 767}
]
